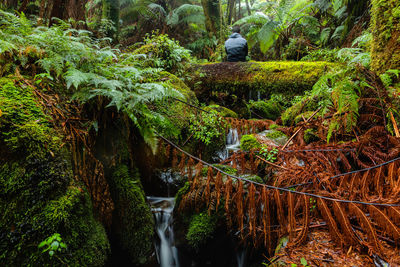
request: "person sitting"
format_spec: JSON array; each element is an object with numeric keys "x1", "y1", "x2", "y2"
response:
[{"x1": 225, "y1": 26, "x2": 248, "y2": 62}]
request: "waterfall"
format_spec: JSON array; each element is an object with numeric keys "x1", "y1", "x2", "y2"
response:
[
  {"x1": 147, "y1": 197, "x2": 179, "y2": 267},
  {"x1": 236, "y1": 248, "x2": 246, "y2": 267},
  {"x1": 217, "y1": 128, "x2": 241, "y2": 161}
]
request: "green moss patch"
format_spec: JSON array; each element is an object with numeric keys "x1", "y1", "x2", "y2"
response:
[
  {"x1": 240, "y1": 134, "x2": 261, "y2": 151},
  {"x1": 204, "y1": 104, "x2": 238, "y2": 118},
  {"x1": 186, "y1": 212, "x2": 217, "y2": 249},
  {"x1": 108, "y1": 165, "x2": 154, "y2": 265},
  {"x1": 247, "y1": 99, "x2": 283, "y2": 120},
  {"x1": 189, "y1": 61, "x2": 338, "y2": 102}
]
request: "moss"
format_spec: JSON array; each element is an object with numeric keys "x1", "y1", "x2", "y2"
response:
[
  {"x1": 201, "y1": 164, "x2": 238, "y2": 177},
  {"x1": 0, "y1": 77, "x2": 110, "y2": 266},
  {"x1": 281, "y1": 98, "x2": 320, "y2": 126},
  {"x1": 269, "y1": 123, "x2": 279, "y2": 130},
  {"x1": 240, "y1": 134, "x2": 261, "y2": 151},
  {"x1": 248, "y1": 99, "x2": 283, "y2": 120},
  {"x1": 304, "y1": 129, "x2": 320, "y2": 144},
  {"x1": 204, "y1": 104, "x2": 238, "y2": 118},
  {"x1": 0, "y1": 77, "x2": 60, "y2": 158},
  {"x1": 186, "y1": 212, "x2": 217, "y2": 249},
  {"x1": 175, "y1": 181, "x2": 191, "y2": 207},
  {"x1": 370, "y1": 0, "x2": 400, "y2": 74},
  {"x1": 240, "y1": 174, "x2": 264, "y2": 184},
  {"x1": 0, "y1": 158, "x2": 110, "y2": 266},
  {"x1": 294, "y1": 111, "x2": 316, "y2": 124},
  {"x1": 189, "y1": 61, "x2": 339, "y2": 103},
  {"x1": 265, "y1": 130, "x2": 287, "y2": 140},
  {"x1": 108, "y1": 164, "x2": 154, "y2": 265}
]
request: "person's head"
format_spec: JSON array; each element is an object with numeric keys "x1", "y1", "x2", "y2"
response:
[{"x1": 232, "y1": 25, "x2": 241, "y2": 34}]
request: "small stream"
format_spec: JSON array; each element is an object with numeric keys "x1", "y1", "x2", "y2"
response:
[
  {"x1": 147, "y1": 129, "x2": 249, "y2": 267},
  {"x1": 147, "y1": 196, "x2": 179, "y2": 267},
  {"x1": 217, "y1": 128, "x2": 241, "y2": 161}
]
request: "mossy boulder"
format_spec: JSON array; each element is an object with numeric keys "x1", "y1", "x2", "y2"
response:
[
  {"x1": 204, "y1": 104, "x2": 238, "y2": 118},
  {"x1": 186, "y1": 212, "x2": 217, "y2": 249},
  {"x1": 240, "y1": 134, "x2": 261, "y2": 151},
  {"x1": 0, "y1": 77, "x2": 110, "y2": 266},
  {"x1": 247, "y1": 99, "x2": 283, "y2": 120},
  {"x1": 108, "y1": 165, "x2": 154, "y2": 265}
]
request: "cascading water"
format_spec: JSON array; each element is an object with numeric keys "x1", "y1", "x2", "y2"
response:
[
  {"x1": 217, "y1": 128, "x2": 241, "y2": 161},
  {"x1": 147, "y1": 197, "x2": 179, "y2": 267}
]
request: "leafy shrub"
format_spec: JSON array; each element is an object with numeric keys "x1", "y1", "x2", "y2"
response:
[
  {"x1": 189, "y1": 110, "x2": 224, "y2": 145},
  {"x1": 131, "y1": 31, "x2": 192, "y2": 75}
]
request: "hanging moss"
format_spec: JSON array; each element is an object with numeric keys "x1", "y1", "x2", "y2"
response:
[
  {"x1": 370, "y1": 0, "x2": 400, "y2": 74},
  {"x1": 108, "y1": 164, "x2": 154, "y2": 265},
  {"x1": 0, "y1": 77, "x2": 110, "y2": 266}
]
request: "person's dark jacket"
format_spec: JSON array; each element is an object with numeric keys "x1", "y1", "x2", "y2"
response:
[{"x1": 225, "y1": 33, "x2": 248, "y2": 62}]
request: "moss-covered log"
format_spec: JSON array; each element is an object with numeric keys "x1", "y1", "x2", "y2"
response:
[
  {"x1": 371, "y1": 0, "x2": 400, "y2": 74},
  {"x1": 188, "y1": 61, "x2": 338, "y2": 105}
]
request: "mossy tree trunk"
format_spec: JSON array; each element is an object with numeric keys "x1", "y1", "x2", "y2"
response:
[
  {"x1": 370, "y1": 0, "x2": 400, "y2": 74},
  {"x1": 201, "y1": 0, "x2": 222, "y2": 38},
  {"x1": 102, "y1": 0, "x2": 120, "y2": 40}
]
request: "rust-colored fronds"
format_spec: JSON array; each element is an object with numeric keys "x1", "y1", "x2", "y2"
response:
[
  {"x1": 388, "y1": 207, "x2": 400, "y2": 225},
  {"x1": 247, "y1": 183, "x2": 257, "y2": 239},
  {"x1": 295, "y1": 195, "x2": 310, "y2": 246},
  {"x1": 369, "y1": 205, "x2": 400, "y2": 243},
  {"x1": 288, "y1": 192, "x2": 296, "y2": 241},
  {"x1": 235, "y1": 180, "x2": 244, "y2": 237},
  {"x1": 178, "y1": 153, "x2": 186, "y2": 174},
  {"x1": 317, "y1": 198, "x2": 345, "y2": 246},
  {"x1": 165, "y1": 144, "x2": 172, "y2": 160},
  {"x1": 349, "y1": 203, "x2": 383, "y2": 255},
  {"x1": 274, "y1": 189, "x2": 286, "y2": 235},
  {"x1": 361, "y1": 170, "x2": 371, "y2": 201},
  {"x1": 224, "y1": 177, "x2": 233, "y2": 227},
  {"x1": 191, "y1": 161, "x2": 203, "y2": 190},
  {"x1": 172, "y1": 148, "x2": 178, "y2": 168},
  {"x1": 332, "y1": 201, "x2": 359, "y2": 246},
  {"x1": 215, "y1": 171, "x2": 223, "y2": 210},
  {"x1": 374, "y1": 167, "x2": 383, "y2": 199},
  {"x1": 388, "y1": 162, "x2": 397, "y2": 188},
  {"x1": 203, "y1": 167, "x2": 214, "y2": 208},
  {"x1": 261, "y1": 187, "x2": 272, "y2": 254},
  {"x1": 187, "y1": 157, "x2": 195, "y2": 180}
]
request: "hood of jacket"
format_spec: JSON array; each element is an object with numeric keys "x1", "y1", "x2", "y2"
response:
[{"x1": 229, "y1": 33, "x2": 242, "y2": 38}]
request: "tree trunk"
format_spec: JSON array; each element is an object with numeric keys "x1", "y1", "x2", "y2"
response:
[
  {"x1": 245, "y1": 0, "x2": 251, "y2": 16},
  {"x1": 201, "y1": 0, "x2": 222, "y2": 37},
  {"x1": 2, "y1": 0, "x2": 18, "y2": 9},
  {"x1": 227, "y1": 0, "x2": 235, "y2": 25},
  {"x1": 238, "y1": 0, "x2": 241, "y2": 19},
  {"x1": 370, "y1": 0, "x2": 400, "y2": 74},
  {"x1": 102, "y1": 0, "x2": 120, "y2": 40}
]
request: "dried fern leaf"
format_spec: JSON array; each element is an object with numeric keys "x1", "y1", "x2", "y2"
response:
[
  {"x1": 317, "y1": 198, "x2": 345, "y2": 246},
  {"x1": 350, "y1": 203, "x2": 383, "y2": 255}
]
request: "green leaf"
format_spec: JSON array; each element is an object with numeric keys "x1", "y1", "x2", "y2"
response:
[
  {"x1": 301, "y1": 257, "x2": 308, "y2": 266},
  {"x1": 258, "y1": 21, "x2": 279, "y2": 53}
]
